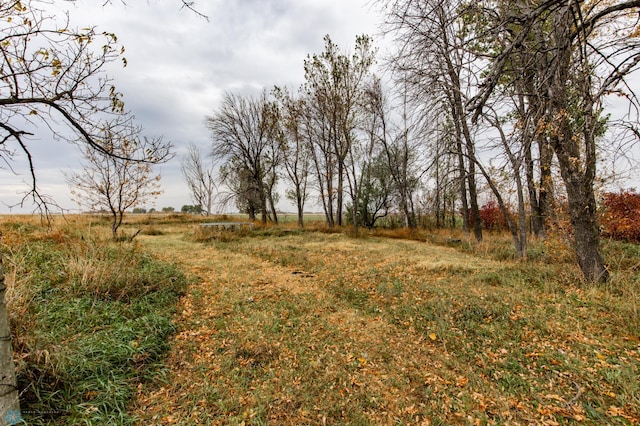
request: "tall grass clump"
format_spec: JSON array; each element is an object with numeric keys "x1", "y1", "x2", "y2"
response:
[{"x1": 2, "y1": 221, "x2": 188, "y2": 425}]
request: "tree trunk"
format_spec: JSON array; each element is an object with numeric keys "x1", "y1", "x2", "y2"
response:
[
  {"x1": 453, "y1": 121, "x2": 470, "y2": 233},
  {"x1": 440, "y1": 4, "x2": 482, "y2": 242},
  {"x1": 526, "y1": 132, "x2": 554, "y2": 238},
  {"x1": 336, "y1": 161, "x2": 344, "y2": 227},
  {"x1": 259, "y1": 181, "x2": 268, "y2": 225},
  {"x1": 0, "y1": 237, "x2": 21, "y2": 425},
  {"x1": 296, "y1": 193, "x2": 304, "y2": 228},
  {"x1": 552, "y1": 126, "x2": 609, "y2": 282},
  {"x1": 525, "y1": 141, "x2": 543, "y2": 237},
  {"x1": 460, "y1": 113, "x2": 483, "y2": 242},
  {"x1": 546, "y1": 4, "x2": 608, "y2": 283},
  {"x1": 562, "y1": 171, "x2": 609, "y2": 282},
  {"x1": 112, "y1": 209, "x2": 124, "y2": 240},
  {"x1": 457, "y1": 147, "x2": 469, "y2": 233},
  {"x1": 267, "y1": 185, "x2": 278, "y2": 225}
]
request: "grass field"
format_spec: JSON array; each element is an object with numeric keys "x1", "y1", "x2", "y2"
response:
[{"x1": 1, "y1": 214, "x2": 639, "y2": 424}]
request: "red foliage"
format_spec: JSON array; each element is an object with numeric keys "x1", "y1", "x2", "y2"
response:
[
  {"x1": 600, "y1": 189, "x2": 640, "y2": 243},
  {"x1": 475, "y1": 201, "x2": 510, "y2": 231}
]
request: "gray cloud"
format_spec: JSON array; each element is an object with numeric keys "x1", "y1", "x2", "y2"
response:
[{"x1": 1, "y1": 0, "x2": 383, "y2": 212}]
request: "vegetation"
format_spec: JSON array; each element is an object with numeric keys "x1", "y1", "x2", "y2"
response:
[
  {"x1": 0, "y1": 0, "x2": 173, "y2": 415},
  {"x1": 181, "y1": 143, "x2": 217, "y2": 216},
  {"x1": 132, "y1": 218, "x2": 639, "y2": 424},
  {"x1": 601, "y1": 189, "x2": 640, "y2": 244},
  {"x1": 197, "y1": 1, "x2": 640, "y2": 284},
  {"x1": 2, "y1": 0, "x2": 640, "y2": 423},
  {"x1": 1, "y1": 215, "x2": 188, "y2": 424},
  {"x1": 0, "y1": 213, "x2": 638, "y2": 424},
  {"x1": 66, "y1": 123, "x2": 169, "y2": 240}
]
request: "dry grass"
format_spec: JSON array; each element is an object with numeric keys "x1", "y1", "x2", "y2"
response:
[
  {"x1": 133, "y1": 226, "x2": 639, "y2": 425},
  {"x1": 3, "y1": 214, "x2": 638, "y2": 424}
]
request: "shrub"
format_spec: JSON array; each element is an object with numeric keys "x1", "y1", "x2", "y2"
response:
[
  {"x1": 474, "y1": 200, "x2": 510, "y2": 231},
  {"x1": 600, "y1": 189, "x2": 640, "y2": 243}
]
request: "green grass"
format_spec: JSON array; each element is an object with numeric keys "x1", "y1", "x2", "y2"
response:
[{"x1": 2, "y1": 222, "x2": 188, "y2": 425}]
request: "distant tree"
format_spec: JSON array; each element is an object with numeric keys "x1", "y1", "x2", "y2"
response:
[
  {"x1": 132, "y1": 207, "x2": 147, "y2": 214},
  {"x1": 66, "y1": 124, "x2": 167, "y2": 239},
  {"x1": 181, "y1": 204, "x2": 203, "y2": 214},
  {"x1": 347, "y1": 152, "x2": 394, "y2": 229},
  {"x1": 162, "y1": 206, "x2": 175, "y2": 213},
  {"x1": 273, "y1": 87, "x2": 311, "y2": 227},
  {"x1": 181, "y1": 143, "x2": 216, "y2": 215},
  {"x1": 361, "y1": 78, "x2": 420, "y2": 229},
  {"x1": 303, "y1": 34, "x2": 376, "y2": 227},
  {"x1": 381, "y1": 0, "x2": 484, "y2": 241},
  {"x1": 219, "y1": 158, "x2": 262, "y2": 219}
]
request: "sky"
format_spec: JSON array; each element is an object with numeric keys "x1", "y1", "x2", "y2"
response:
[
  {"x1": 0, "y1": 0, "x2": 385, "y2": 213},
  {"x1": 2, "y1": 1, "x2": 639, "y2": 215}
]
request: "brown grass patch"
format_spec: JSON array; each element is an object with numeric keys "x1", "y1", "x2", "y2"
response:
[{"x1": 126, "y1": 226, "x2": 638, "y2": 425}]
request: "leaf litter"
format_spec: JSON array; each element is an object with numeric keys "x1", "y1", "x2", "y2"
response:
[{"x1": 132, "y1": 231, "x2": 640, "y2": 425}]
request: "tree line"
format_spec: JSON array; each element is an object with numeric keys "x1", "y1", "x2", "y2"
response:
[
  {"x1": 183, "y1": 1, "x2": 640, "y2": 285},
  {"x1": 186, "y1": 35, "x2": 422, "y2": 233}
]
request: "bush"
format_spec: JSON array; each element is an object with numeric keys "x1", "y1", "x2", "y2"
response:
[
  {"x1": 600, "y1": 189, "x2": 640, "y2": 243},
  {"x1": 474, "y1": 201, "x2": 510, "y2": 231}
]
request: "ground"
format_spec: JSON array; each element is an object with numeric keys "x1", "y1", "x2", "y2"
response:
[{"x1": 131, "y1": 228, "x2": 639, "y2": 425}]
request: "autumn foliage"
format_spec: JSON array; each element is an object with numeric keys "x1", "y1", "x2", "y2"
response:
[
  {"x1": 600, "y1": 189, "x2": 640, "y2": 243},
  {"x1": 475, "y1": 200, "x2": 510, "y2": 231}
]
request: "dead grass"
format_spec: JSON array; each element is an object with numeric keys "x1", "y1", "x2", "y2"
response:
[
  {"x1": 3, "y1": 214, "x2": 638, "y2": 424},
  {"x1": 132, "y1": 227, "x2": 639, "y2": 425}
]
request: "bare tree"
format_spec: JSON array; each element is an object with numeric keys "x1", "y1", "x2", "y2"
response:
[
  {"x1": 206, "y1": 91, "x2": 279, "y2": 224},
  {"x1": 362, "y1": 77, "x2": 420, "y2": 229},
  {"x1": 303, "y1": 34, "x2": 376, "y2": 227},
  {"x1": 66, "y1": 124, "x2": 169, "y2": 239},
  {"x1": 273, "y1": 87, "x2": 311, "y2": 227},
  {"x1": 467, "y1": 0, "x2": 640, "y2": 282},
  {"x1": 0, "y1": 0, "x2": 174, "y2": 419},
  {"x1": 181, "y1": 143, "x2": 216, "y2": 216},
  {"x1": 380, "y1": 0, "x2": 484, "y2": 241},
  {"x1": 478, "y1": 106, "x2": 529, "y2": 258}
]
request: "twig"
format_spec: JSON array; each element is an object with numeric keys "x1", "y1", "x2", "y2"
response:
[
  {"x1": 128, "y1": 229, "x2": 142, "y2": 242},
  {"x1": 565, "y1": 382, "x2": 583, "y2": 408}
]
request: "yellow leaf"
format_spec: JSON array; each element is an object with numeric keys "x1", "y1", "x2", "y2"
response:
[{"x1": 429, "y1": 333, "x2": 437, "y2": 341}]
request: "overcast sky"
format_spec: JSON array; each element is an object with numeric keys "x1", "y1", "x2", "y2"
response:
[
  {"x1": 0, "y1": 0, "x2": 385, "y2": 213},
  {"x1": 2, "y1": 2, "x2": 638, "y2": 215}
]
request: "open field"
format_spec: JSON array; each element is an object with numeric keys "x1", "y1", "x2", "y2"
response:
[{"x1": 1, "y1": 214, "x2": 639, "y2": 424}]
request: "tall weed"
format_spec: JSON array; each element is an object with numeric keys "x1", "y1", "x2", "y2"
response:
[{"x1": 2, "y1": 221, "x2": 187, "y2": 425}]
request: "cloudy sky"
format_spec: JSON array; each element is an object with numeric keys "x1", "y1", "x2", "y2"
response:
[{"x1": 0, "y1": 0, "x2": 385, "y2": 213}]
